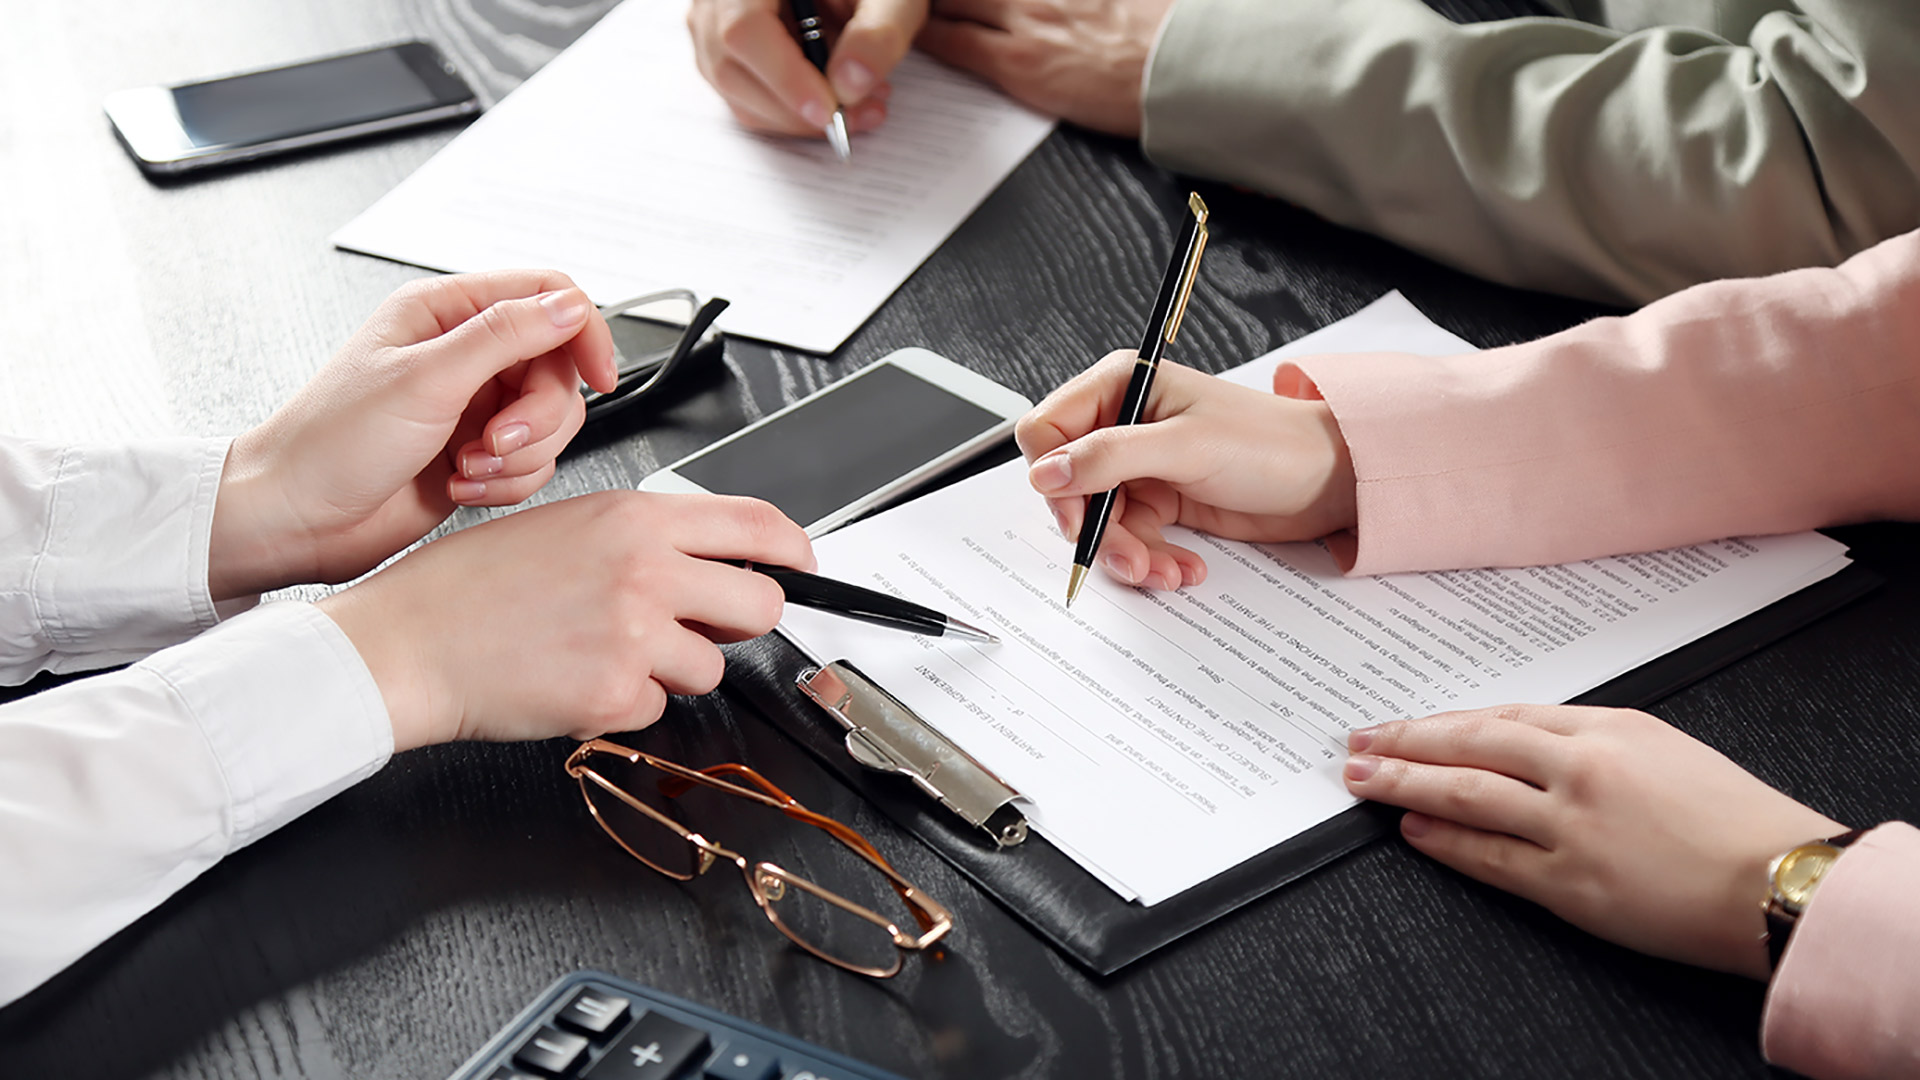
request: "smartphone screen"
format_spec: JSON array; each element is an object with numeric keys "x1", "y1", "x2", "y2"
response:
[
  {"x1": 168, "y1": 44, "x2": 472, "y2": 149},
  {"x1": 676, "y1": 363, "x2": 1003, "y2": 527}
]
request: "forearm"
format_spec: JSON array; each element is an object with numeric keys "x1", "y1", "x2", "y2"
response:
[
  {"x1": 1277, "y1": 230, "x2": 1920, "y2": 574},
  {"x1": 0, "y1": 602, "x2": 390, "y2": 1006},
  {"x1": 1143, "y1": 0, "x2": 1920, "y2": 305}
]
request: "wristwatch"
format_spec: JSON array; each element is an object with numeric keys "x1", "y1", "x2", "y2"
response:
[{"x1": 1762, "y1": 828, "x2": 1864, "y2": 971}]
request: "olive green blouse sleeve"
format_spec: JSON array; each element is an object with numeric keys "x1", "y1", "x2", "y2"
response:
[{"x1": 1141, "y1": 0, "x2": 1920, "y2": 305}]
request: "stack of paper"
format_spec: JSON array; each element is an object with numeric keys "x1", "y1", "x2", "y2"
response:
[
  {"x1": 332, "y1": 0, "x2": 1056, "y2": 353},
  {"x1": 780, "y1": 294, "x2": 1851, "y2": 904}
]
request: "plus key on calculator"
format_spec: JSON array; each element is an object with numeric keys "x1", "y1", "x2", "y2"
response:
[{"x1": 451, "y1": 970, "x2": 906, "y2": 1080}]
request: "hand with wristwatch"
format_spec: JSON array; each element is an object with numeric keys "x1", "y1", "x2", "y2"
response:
[{"x1": 1339, "y1": 703, "x2": 1865, "y2": 980}]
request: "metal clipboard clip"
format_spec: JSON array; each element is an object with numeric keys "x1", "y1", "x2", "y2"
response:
[{"x1": 797, "y1": 660, "x2": 1029, "y2": 848}]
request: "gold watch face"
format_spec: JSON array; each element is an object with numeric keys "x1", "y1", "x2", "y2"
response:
[{"x1": 1772, "y1": 842, "x2": 1843, "y2": 910}]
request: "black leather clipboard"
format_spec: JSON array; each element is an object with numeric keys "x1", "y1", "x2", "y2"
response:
[{"x1": 723, "y1": 559, "x2": 1881, "y2": 976}]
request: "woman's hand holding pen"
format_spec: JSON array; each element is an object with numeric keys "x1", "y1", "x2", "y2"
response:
[
  {"x1": 688, "y1": 0, "x2": 912, "y2": 138},
  {"x1": 1018, "y1": 351, "x2": 1356, "y2": 590},
  {"x1": 207, "y1": 270, "x2": 618, "y2": 600}
]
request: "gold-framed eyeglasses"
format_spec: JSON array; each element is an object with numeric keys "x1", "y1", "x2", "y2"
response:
[
  {"x1": 582, "y1": 289, "x2": 730, "y2": 423},
  {"x1": 565, "y1": 738, "x2": 953, "y2": 978}
]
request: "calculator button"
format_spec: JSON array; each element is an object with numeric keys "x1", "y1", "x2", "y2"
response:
[
  {"x1": 557, "y1": 989, "x2": 632, "y2": 1038},
  {"x1": 513, "y1": 1026, "x2": 590, "y2": 1075},
  {"x1": 489, "y1": 1070, "x2": 543, "y2": 1080},
  {"x1": 703, "y1": 1046, "x2": 780, "y2": 1080},
  {"x1": 584, "y1": 1011, "x2": 712, "y2": 1079}
]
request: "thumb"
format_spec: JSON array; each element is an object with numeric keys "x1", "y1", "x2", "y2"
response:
[
  {"x1": 418, "y1": 288, "x2": 601, "y2": 396},
  {"x1": 828, "y1": 0, "x2": 926, "y2": 104}
]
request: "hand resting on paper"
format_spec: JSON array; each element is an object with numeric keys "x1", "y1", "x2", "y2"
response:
[
  {"x1": 917, "y1": 0, "x2": 1175, "y2": 137},
  {"x1": 208, "y1": 270, "x2": 619, "y2": 600},
  {"x1": 1343, "y1": 704, "x2": 1843, "y2": 979},
  {"x1": 1016, "y1": 351, "x2": 1356, "y2": 590}
]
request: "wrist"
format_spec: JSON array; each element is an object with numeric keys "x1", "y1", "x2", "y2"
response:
[
  {"x1": 316, "y1": 579, "x2": 451, "y2": 753},
  {"x1": 1308, "y1": 400, "x2": 1358, "y2": 534},
  {"x1": 208, "y1": 431, "x2": 322, "y2": 601},
  {"x1": 1759, "y1": 827, "x2": 1861, "y2": 976}
]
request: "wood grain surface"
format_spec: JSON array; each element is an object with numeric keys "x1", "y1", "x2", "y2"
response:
[{"x1": 2, "y1": 1, "x2": 1917, "y2": 1078}]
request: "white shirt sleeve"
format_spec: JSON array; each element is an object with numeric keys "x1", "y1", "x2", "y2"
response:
[
  {"x1": 0, "y1": 600, "x2": 392, "y2": 1006},
  {"x1": 0, "y1": 435, "x2": 247, "y2": 682}
]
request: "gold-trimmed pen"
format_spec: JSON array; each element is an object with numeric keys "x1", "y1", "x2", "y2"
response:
[{"x1": 1065, "y1": 192, "x2": 1210, "y2": 607}]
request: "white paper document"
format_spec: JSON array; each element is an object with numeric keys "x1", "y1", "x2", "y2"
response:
[
  {"x1": 331, "y1": 0, "x2": 1055, "y2": 353},
  {"x1": 780, "y1": 294, "x2": 1852, "y2": 904}
]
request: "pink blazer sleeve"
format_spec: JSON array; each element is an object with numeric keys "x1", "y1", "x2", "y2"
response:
[
  {"x1": 1274, "y1": 229, "x2": 1920, "y2": 576},
  {"x1": 1761, "y1": 822, "x2": 1920, "y2": 1078}
]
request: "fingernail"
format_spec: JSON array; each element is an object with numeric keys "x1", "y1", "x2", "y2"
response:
[
  {"x1": 1030, "y1": 453, "x2": 1072, "y2": 492},
  {"x1": 1102, "y1": 552, "x2": 1133, "y2": 583},
  {"x1": 849, "y1": 103, "x2": 886, "y2": 131},
  {"x1": 1144, "y1": 570, "x2": 1173, "y2": 591},
  {"x1": 799, "y1": 100, "x2": 830, "y2": 129},
  {"x1": 1343, "y1": 755, "x2": 1379, "y2": 782},
  {"x1": 540, "y1": 290, "x2": 589, "y2": 327},
  {"x1": 834, "y1": 59, "x2": 875, "y2": 101},
  {"x1": 491, "y1": 422, "x2": 531, "y2": 455},
  {"x1": 1402, "y1": 812, "x2": 1433, "y2": 838},
  {"x1": 449, "y1": 479, "x2": 486, "y2": 502},
  {"x1": 461, "y1": 450, "x2": 504, "y2": 478},
  {"x1": 1049, "y1": 504, "x2": 1073, "y2": 538},
  {"x1": 1348, "y1": 726, "x2": 1378, "y2": 753}
]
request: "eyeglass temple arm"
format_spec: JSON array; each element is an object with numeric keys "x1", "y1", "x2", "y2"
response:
[
  {"x1": 573, "y1": 744, "x2": 943, "y2": 936},
  {"x1": 661, "y1": 762, "x2": 941, "y2": 929},
  {"x1": 584, "y1": 296, "x2": 730, "y2": 416}
]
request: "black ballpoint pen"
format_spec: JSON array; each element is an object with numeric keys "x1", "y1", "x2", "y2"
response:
[
  {"x1": 727, "y1": 562, "x2": 998, "y2": 643},
  {"x1": 789, "y1": 0, "x2": 852, "y2": 162},
  {"x1": 1066, "y1": 192, "x2": 1210, "y2": 607}
]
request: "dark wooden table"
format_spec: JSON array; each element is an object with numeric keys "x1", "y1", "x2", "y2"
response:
[{"x1": 4, "y1": 2, "x2": 1917, "y2": 1077}]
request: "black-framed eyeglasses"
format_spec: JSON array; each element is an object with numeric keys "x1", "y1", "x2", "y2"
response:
[{"x1": 582, "y1": 289, "x2": 731, "y2": 423}]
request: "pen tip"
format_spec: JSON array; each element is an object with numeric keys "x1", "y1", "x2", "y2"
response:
[
  {"x1": 1065, "y1": 564, "x2": 1089, "y2": 607},
  {"x1": 828, "y1": 111, "x2": 851, "y2": 163},
  {"x1": 945, "y1": 616, "x2": 999, "y2": 644}
]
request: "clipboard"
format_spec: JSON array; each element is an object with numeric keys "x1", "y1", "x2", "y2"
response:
[{"x1": 724, "y1": 560, "x2": 1881, "y2": 976}]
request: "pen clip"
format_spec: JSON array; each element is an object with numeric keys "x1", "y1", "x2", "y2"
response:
[{"x1": 1163, "y1": 193, "x2": 1210, "y2": 345}]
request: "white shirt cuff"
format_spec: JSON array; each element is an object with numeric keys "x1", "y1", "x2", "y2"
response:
[
  {"x1": 0, "y1": 436, "x2": 241, "y2": 678},
  {"x1": 139, "y1": 599, "x2": 393, "y2": 849}
]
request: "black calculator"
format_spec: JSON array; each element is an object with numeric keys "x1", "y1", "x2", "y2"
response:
[{"x1": 447, "y1": 970, "x2": 907, "y2": 1080}]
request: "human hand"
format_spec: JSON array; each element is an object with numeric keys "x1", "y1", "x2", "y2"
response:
[
  {"x1": 917, "y1": 0, "x2": 1175, "y2": 136},
  {"x1": 688, "y1": 0, "x2": 922, "y2": 138},
  {"x1": 1017, "y1": 351, "x2": 1355, "y2": 589},
  {"x1": 317, "y1": 490, "x2": 816, "y2": 752},
  {"x1": 1343, "y1": 705, "x2": 1846, "y2": 979},
  {"x1": 208, "y1": 270, "x2": 618, "y2": 600}
]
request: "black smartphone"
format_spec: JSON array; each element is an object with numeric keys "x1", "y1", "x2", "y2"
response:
[{"x1": 103, "y1": 41, "x2": 479, "y2": 176}]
